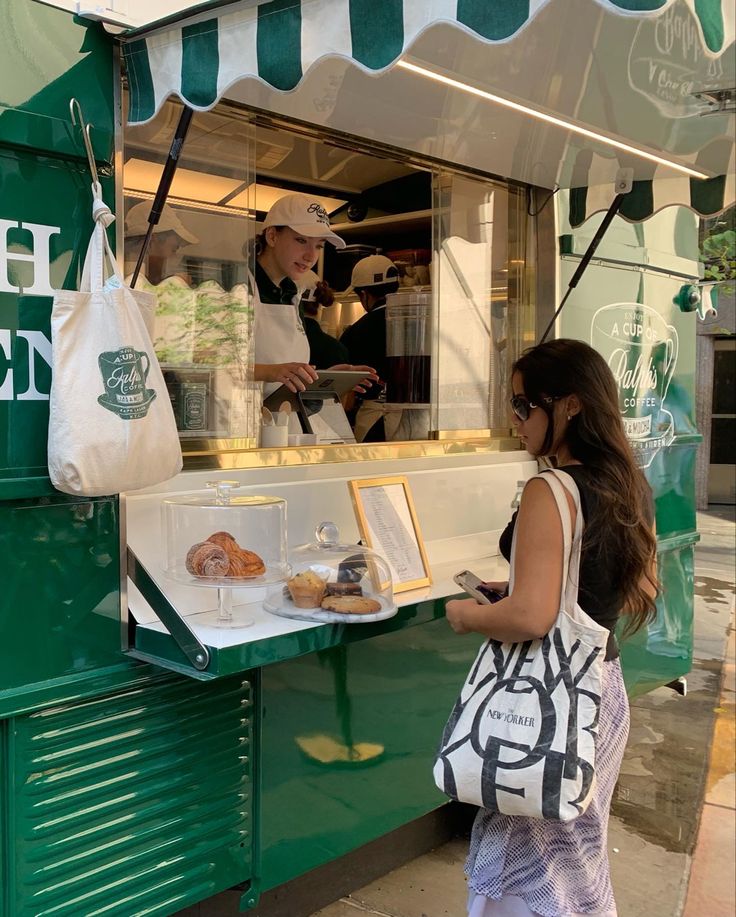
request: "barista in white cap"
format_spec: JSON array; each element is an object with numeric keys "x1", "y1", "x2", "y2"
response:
[
  {"x1": 253, "y1": 192, "x2": 376, "y2": 395},
  {"x1": 339, "y1": 255, "x2": 399, "y2": 440},
  {"x1": 125, "y1": 201, "x2": 199, "y2": 285}
]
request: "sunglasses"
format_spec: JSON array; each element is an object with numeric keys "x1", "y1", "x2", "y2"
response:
[{"x1": 510, "y1": 394, "x2": 559, "y2": 422}]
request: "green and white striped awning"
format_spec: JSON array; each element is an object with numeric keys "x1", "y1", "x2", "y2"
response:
[
  {"x1": 122, "y1": 0, "x2": 731, "y2": 125},
  {"x1": 569, "y1": 147, "x2": 736, "y2": 226}
]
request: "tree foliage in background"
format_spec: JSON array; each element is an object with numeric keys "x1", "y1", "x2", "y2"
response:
[{"x1": 700, "y1": 206, "x2": 735, "y2": 294}]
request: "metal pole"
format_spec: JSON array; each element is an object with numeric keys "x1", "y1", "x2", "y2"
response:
[
  {"x1": 539, "y1": 192, "x2": 626, "y2": 343},
  {"x1": 131, "y1": 105, "x2": 194, "y2": 287}
]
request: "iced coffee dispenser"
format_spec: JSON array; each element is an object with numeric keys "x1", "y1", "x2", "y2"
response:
[{"x1": 385, "y1": 291, "x2": 431, "y2": 404}]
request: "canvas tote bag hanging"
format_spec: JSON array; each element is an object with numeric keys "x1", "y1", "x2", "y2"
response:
[
  {"x1": 433, "y1": 469, "x2": 609, "y2": 822},
  {"x1": 48, "y1": 184, "x2": 182, "y2": 496}
]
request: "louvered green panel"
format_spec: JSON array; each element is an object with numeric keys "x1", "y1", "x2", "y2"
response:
[{"x1": 6, "y1": 673, "x2": 254, "y2": 916}]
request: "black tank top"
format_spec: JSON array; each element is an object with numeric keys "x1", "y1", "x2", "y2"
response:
[{"x1": 498, "y1": 465, "x2": 645, "y2": 661}]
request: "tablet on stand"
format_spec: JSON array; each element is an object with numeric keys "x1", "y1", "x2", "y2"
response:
[{"x1": 297, "y1": 391, "x2": 356, "y2": 444}]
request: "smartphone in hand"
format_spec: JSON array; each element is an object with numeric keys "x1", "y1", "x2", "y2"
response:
[{"x1": 453, "y1": 570, "x2": 506, "y2": 605}]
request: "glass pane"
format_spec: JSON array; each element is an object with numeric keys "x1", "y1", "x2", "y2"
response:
[
  {"x1": 713, "y1": 342, "x2": 735, "y2": 416},
  {"x1": 711, "y1": 417, "x2": 735, "y2": 465},
  {"x1": 123, "y1": 99, "x2": 258, "y2": 448},
  {"x1": 432, "y1": 173, "x2": 532, "y2": 434}
]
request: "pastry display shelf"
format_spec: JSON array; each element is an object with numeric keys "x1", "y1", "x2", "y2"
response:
[
  {"x1": 127, "y1": 541, "x2": 509, "y2": 679},
  {"x1": 124, "y1": 449, "x2": 537, "y2": 679}
]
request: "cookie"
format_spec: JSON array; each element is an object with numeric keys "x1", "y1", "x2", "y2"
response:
[{"x1": 320, "y1": 596, "x2": 381, "y2": 615}]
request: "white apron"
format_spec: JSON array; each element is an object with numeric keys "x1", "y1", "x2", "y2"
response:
[{"x1": 253, "y1": 279, "x2": 309, "y2": 396}]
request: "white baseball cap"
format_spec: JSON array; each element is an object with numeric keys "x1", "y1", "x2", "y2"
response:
[
  {"x1": 125, "y1": 202, "x2": 199, "y2": 245},
  {"x1": 350, "y1": 255, "x2": 399, "y2": 289},
  {"x1": 264, "y1": 193, "x2": 345, "y2": 249}
]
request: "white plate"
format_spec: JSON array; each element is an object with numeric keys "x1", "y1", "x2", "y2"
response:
[{"x1": 263, "y1": 593, "x2": 397, "y2": 624}]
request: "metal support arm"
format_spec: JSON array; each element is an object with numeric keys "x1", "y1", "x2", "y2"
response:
[{"x1": 127, "y1": 548, "x2": 210, "y2": 671}]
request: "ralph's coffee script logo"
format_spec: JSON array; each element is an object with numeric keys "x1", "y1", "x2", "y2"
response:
[
  {"x1": 627, "y1": 0, "x2": 725, "y2": 117},
  {"x1": 591, "y1": 303, "x2": 678, "y2": 468},
  {"x1": 307, "y1": 201, "x2": 330, "y2": 226},
  {"x1": 97, "y1": 346, "x2": 156, "y2": 420},
  {"x1": 436, "y1": 632, "x2": 602, "y2": 818}
]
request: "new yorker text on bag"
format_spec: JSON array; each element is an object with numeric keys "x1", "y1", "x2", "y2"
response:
[{"x1": 433, "y1": 471, "x2": 609, "y2": 822}]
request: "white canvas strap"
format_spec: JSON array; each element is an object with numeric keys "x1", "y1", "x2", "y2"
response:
[
  {"x1": 80, "y1": 182, "x2": 121, "y2": 294},
  {"x1": 508, "y1": 469, "x2": 583, "y2": 610},
  {"x1": 541, "y1": 470, "x2": 584, "y2": 610}
]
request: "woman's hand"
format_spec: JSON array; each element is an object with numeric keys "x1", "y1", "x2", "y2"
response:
[
  {"x1": 483, "y1": 580, "x2": 508, "y2": 596},
  {"x1": 256, "y1": 362, "x2": 319, "y2": 393},
  {"x1": 328, "y1": 363, "x2": 380, "y2": 394},
  {"x1": 445, "y1": 598, "x2": 484, "y2": 635}
]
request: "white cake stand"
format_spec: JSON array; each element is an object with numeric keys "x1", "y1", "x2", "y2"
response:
[
  {"x1": 165, "y1": 563, "x2": 291, "y2": 628},
  {"x1": 163, "y1": 480, "x2": 290, "y2": 628}
]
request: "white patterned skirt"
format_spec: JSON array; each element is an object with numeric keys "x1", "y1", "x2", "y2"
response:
[{"x1": 465, "y1": 658, "x2": 629, "y2": 917}]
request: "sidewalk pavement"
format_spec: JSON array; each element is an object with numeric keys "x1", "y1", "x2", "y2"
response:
[
  {"x1": 310, "y1": 508, "x2": 736, "y2": 917},
  {"x1": 682, "y1": 510, "x2": 736, "y2": 917}
]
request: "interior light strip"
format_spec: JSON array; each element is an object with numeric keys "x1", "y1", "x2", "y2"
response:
[
  {"x1": 124, "y1": 189, "x2": 253, "y2": 217},
  {"x1": 396, "y1": 60, "x2": 710, "y2": 181}
]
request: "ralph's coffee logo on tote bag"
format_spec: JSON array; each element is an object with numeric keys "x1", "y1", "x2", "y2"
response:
[{"x1": 97, "y1": 347, "x2": 156, "y2": 418}]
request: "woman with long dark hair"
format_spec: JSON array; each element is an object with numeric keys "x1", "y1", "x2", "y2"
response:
[{"x1": 445, "y1": 338, "x2": 658, "y2": 917}]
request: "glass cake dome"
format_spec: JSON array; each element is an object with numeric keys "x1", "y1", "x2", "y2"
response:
[
  {"x1": 264, "y1": 522, "x2": 396, "y2": 624},
  {"x1": 161, "y1": 480, "x2": 290, "y2": 587}
]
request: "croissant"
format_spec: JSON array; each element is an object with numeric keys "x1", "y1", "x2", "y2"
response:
[
  {"x1": 205, "y1": 531, "x2": 266, "y2": 578},
  {"x1": 185, "y1": 542, "x2": 230, "y2": 577},
  {"x1": 206, "y1": 531, "x2": 240, "y2": 552},
  {"x1": 227, "y1": 551, "x2": 266, "y2": 577}
]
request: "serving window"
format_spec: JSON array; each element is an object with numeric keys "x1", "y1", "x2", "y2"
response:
[{"x1": 121, "y1": 96, "x2": 535, "y2": 457}]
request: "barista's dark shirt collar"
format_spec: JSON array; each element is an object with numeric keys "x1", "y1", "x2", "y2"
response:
[{"x1": 256, "y1": 262, "x2": 298, "y2": 304}]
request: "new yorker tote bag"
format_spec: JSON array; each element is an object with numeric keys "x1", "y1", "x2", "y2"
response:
[
  {"x1": 48, "y1": 184, "x2": 182, "y2": 496},
  {"x1": 433, "y1": 469, "x2": 609, "y2": 822}
]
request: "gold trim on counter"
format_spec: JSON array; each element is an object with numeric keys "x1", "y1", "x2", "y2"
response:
[
  {"x1": 429, "y1": 428, "x2": 514, "y2": 440},
  {"x1": 182, "y1": 437, "x2": 523, "y2": 471}
]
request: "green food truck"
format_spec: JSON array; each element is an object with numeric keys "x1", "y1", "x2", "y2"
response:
[{"x1": 1, "y1": 0, "x2": 733, "y2": 913}]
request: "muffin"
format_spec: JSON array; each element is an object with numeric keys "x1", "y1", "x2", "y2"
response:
[{"x1": 287, "y1": 570, "x2": 327, "y2": 608}]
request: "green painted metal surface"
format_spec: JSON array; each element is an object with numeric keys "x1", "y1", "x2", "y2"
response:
[
  {"x1": 621, "y1": 540, "x2": 695, "y2": 698},
  {"x1": 258, "y1": 616, "x2": 479, "y2": 891},
  {"x1": 0, "y1": 1, "x2": 114, "y2": 150},
  {"x1": 0, "y1": 150, "x2": 114, "y2": 492},
  {"x1": 0, "y1": 496, "x2": 127, "y2": 703},
  {"x1": 0, "y1": 1, "x2": 114, "y2": 491},
  {"x1": 3, "y1": 671, "x2": 254, "y2": 916},
  {"x1": 0, "y1": 3, "x2": 131, "y2": 710},
  {"x1": 133, "y1": 594, "x2": 456, "y2": 678},
  {"x1": 559, "y1": 205, "x2": 701, "y2": 691}
]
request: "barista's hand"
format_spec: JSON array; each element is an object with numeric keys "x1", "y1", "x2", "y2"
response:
[
  {"x1": 257, "y1": 362, "x2": 319, "y2": 393},
  {"x1": 328, "y1": 364, "x2": 380, "y2": 394}
]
